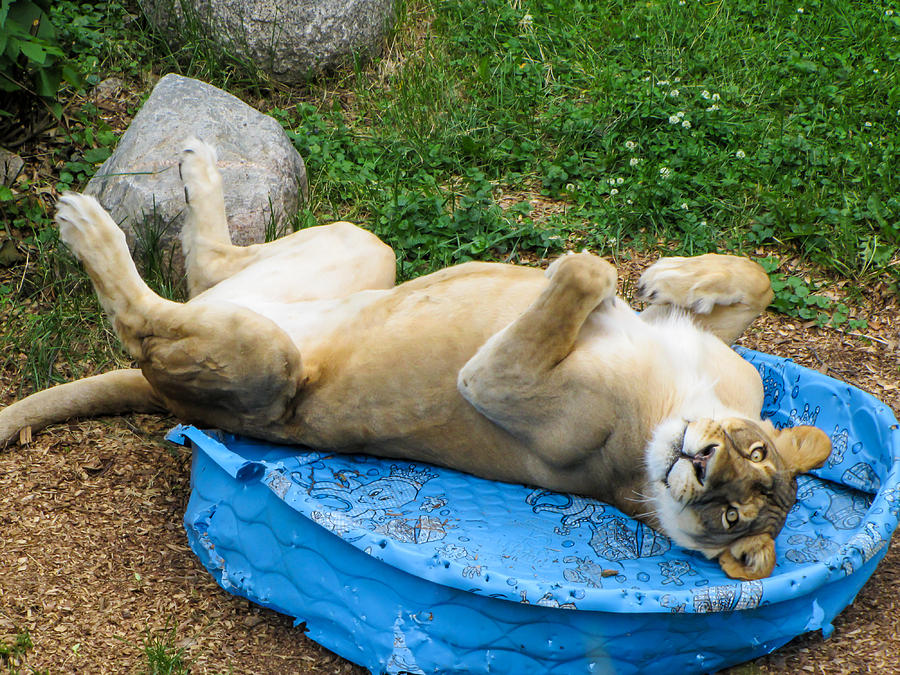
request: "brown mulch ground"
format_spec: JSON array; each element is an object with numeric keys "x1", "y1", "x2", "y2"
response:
[{"x1": 1, "y1": 251, "x2": 898, "y2": 674}]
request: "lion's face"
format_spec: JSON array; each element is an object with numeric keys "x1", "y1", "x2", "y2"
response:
[{"x1": 646, "y1": 416, "x2": 831, "y2": 580}]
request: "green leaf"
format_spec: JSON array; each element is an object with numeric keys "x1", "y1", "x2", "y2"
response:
[
  {"x1": 18, "y1": 40, "x2": 45, "y2": 64},
  {"x1": 866, "y1": 193, "x2": 888, "y2": 229},
  {"x1": 61, "y1": 63, "x2": 81, "y2": 87},
  {"x1": 34, "y1": 63, "x2": 59, "y2": 97},
  {"x1": 83, "y1": 147, "x2": 111, "y2": 163}
]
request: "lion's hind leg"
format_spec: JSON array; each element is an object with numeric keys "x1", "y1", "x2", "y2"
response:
[
  {"x1": 178, "y1": 137, "x2": 256, "y2": 297},
  {"x1": 636, "y1": 254, "x2": 773, "y2": 344},
  {"x1": 178, "y1": 138, "x2": 396, "y2": 302},
  {"x1": 56, "y1": 193, "x2": 172, "y2": 356},
  {"x1": 56, "y1": 193, "x2": 304, "y2": 438}
]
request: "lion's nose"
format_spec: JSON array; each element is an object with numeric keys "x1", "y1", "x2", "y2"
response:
[{"x1": 691, "y1": 444, "x2": 717, "y2": 483}]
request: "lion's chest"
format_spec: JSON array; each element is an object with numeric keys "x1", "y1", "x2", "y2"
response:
[{"x1": 575, "y1": 303, "x2": 758, "y2": 420}]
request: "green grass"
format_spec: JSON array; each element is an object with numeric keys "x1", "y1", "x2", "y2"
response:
[
  {"x1": 141, "y1": 625, "x2": 192, "y2": 675},
  {"x1": 277, "y1": 0, "x2": 899, "y2": 282},
  {"x1": 35, "y1": 0, "x2": 900, "y2": 284},
  {"x1": 0, "y1": 629, "x2": 48, "y2": 675}
]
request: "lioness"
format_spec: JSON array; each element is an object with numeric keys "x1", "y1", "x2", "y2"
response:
[{"x1": 0, "y1": 139, "x2": 831, "y2": 580}]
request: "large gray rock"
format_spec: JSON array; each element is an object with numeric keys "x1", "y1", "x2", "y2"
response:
[
  {"x1": 139, "y1": 0, "x2": 395, "y2": 82},
  {"x1": 86, "y1": 74, "x2": 307, "y2": 278}
]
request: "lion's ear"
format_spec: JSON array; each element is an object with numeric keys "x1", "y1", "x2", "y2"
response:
[
  {"x1": 772, "y1": 425, "x2": 831, "y2": 476},
  {"x1": 718, "y1": 533, "x2": 775, "y2": 580}
]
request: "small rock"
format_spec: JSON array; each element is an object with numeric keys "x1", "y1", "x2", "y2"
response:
[
  {"x1": 242, "y1": 614, "x2": 265, "y2": 628},
  {"x1": 0, "y1": 148, "x2": 24, "y2": 186},
  {"x1": 91, "y1": 77, "x2": 128, "y2": 107},
  {"x1": 0, "y1": 238, "x2": 24, "y2": 267}
]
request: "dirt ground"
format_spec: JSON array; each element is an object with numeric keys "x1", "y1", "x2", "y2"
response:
[{"x1": 1, "y1": 250, "x2": 898, "y2": 674}]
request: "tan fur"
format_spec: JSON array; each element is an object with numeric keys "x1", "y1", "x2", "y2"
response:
[{"x1": 0, "y1": 139, "x2": 832, "y2": 579}]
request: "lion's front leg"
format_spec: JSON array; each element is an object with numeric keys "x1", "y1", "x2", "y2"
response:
[{"x1": 457, "y1": 252, "x2": 617, "y2": 463}]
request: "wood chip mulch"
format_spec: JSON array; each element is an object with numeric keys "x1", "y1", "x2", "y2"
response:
[{"x1": 1, "y1": 254, "x2": 898, "y2": 674}]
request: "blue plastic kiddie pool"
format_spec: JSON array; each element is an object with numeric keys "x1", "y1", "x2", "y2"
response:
[{"x1": 169, "y1": 348, "x2": 900, "y2": 674}]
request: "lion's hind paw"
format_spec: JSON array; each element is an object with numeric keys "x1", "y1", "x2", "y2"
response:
[
  {"x1": 55, "y1": 193, "x2": 128, "y2": 262},
  {"x1": 179, "y1": 137, "x2": 220, "y2": 202},
  {"x1": 637, "y1": 254, "x2": 754, "y2": 314}
]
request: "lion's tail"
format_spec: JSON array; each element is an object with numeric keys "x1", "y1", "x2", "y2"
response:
[{"x1": 0, "y1": 369, "x2": 163, "y2": 447}]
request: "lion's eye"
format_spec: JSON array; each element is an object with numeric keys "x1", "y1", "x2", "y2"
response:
[
  {"x1": 723, "y1": 506, "x2": 740, "y2": 528},
  {"x1": 749, "y1": 443, "x2": 766, "y2": 462}
]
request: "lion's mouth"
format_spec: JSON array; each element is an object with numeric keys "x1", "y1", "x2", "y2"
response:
[{"x1": 664, "y1": 425, "x2": 716, "y2": 490}]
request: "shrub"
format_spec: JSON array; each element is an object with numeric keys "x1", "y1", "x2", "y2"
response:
[{"x1": 0, "y1": 0, "x2": 79, "y2": 126}]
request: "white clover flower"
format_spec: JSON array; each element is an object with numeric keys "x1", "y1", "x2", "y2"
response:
[
  {"x1": 677, "y1": 111, "x2": 685, "y2": 118},
  {"x1": 659, "y1": 166, "x2": 672, "y2": 178},
  {"x1": 865, "y1": 121, "x2": 873, "y2": 128},
  {"x1": 711, "y1": 92, "x2": 720, "y2": 101},
  {"x1": 610, "y1": 188, "x2": 619, "y2": 195},
  {"x1": 700, "y1": 220, "x2": 707, "y2": 227},
  {"x1": 669, "y1": 114, "x2": 681, "y2": 124},
  {"x1": 674, "y1": 77, "x2": 681, "y2": 83},
  {"x1": 873, "y1": 68, "x2": 880, "y2": 74},
  {"x1": 629, "y1": 157, "x2": 641, "y2": 167},
  {"x1": 609, "y1": 177, "x2": 617, "y2": 185},
  {"x1": 701, "y1": 90, "x2": 711, "y2": 99},
  {"x1": 679, "y1": 0, "x2": 686, "y2": 5},
  {"x1": 565, "y1": 183, "x2": 575, "y2": 192},
  {"x1": 626, "y1": 199, "x2": 634, "y2": 205},
  {"x1": 519, "y1": 13, "x2": 533, "y2": 29},
  {"x1": 682, "y1": 119, "x2": 692, "y2": 129},
  {"x1": 658, "y1": 79, "x2": 670, "y2": 86},
  {"x1": 669, "y1": 89, "x2": 680, "y2": 97},
  {"x1": 735, "y1": 149, "x2": 746, "y2": 159},
  {"x1": 797, "y1": 6, "x2": 804, "y2": 13},
  {"x1": 616, "y1": 177, "x2": 625, "y2": 185},
  {"x1": 706, "y1": 104, "x2": 720, "y2": 111},
  {"x1": 887, "y1": 9, "x2": 894, "y2": 16},
  {"x1": 625, "y1": 140, "x2": 637, "y2": 151},
  {"x1": 680, "y1": 202, "x2": 689, "y2": 210}
]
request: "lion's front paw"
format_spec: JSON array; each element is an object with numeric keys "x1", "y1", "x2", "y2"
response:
[
  {"x1": 545, "y1": 251, "x2": 617, "y2": 302},
  {"x1": 179, "y1": 137, "x2": 221, "y2": 203},
  {"x1": 636, "y1": 254, "x2": 769, "y2": 314},
  {"x1": 56, "y1": 193, "x2": 128, "y2": 264}
]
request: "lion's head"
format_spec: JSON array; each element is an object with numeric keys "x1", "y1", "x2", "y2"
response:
[{"x1": 646, "y1": 417, "x2": 831, "y2": 580}]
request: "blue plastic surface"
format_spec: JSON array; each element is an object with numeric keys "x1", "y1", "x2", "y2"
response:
[{"x1": 172, "y1": 349, "x2": 900, "y2": 673}]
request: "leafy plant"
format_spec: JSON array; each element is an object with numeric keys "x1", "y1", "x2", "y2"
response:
[
  {"x1": 757, "y1": 257, "x2": 868, "y2": 330},
  {"x1": 0, "y1": 0, "x2": 79, "y2": 112}
]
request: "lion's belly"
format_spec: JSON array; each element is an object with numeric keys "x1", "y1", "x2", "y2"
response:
[{"x1": 257, "y1": 265, "x2": 554, "y2": 481}]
